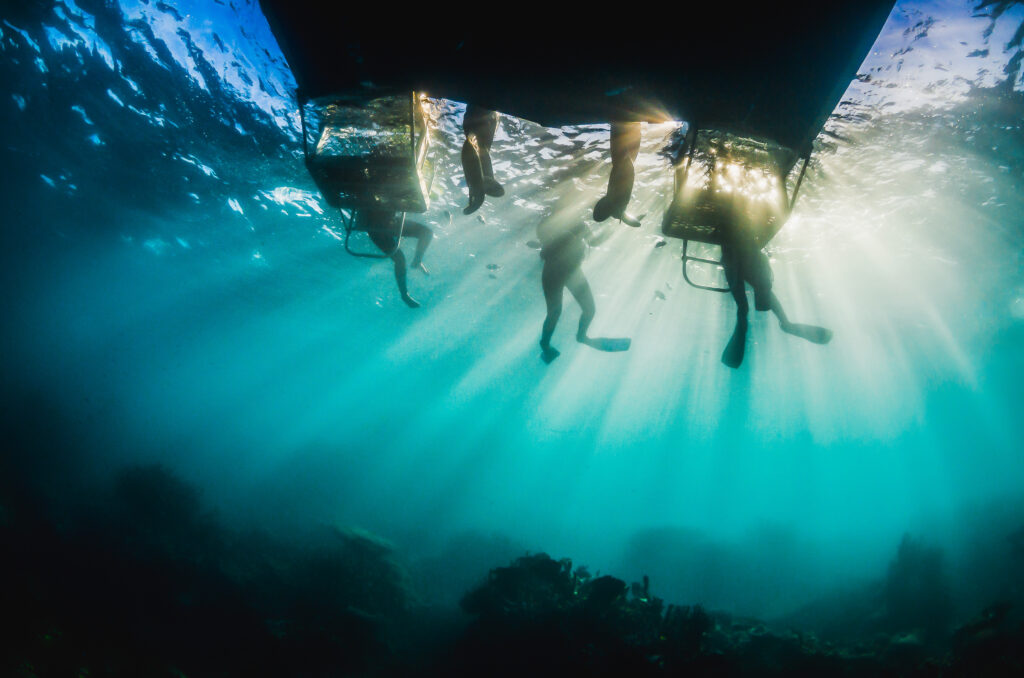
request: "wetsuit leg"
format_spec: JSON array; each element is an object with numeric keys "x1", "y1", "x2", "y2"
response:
[
  {"x1": 565, "y1": 267, "x2": 596, "y2": 341},
  {"x1": 461, "y1": 137, "x2": 485, "y2": 214},
  {"x1": 468, "y1": 108, "x2": 501, "y2": 195},
  {"x1": 402, "y1": 219, "x2": 433, "y2": 270},
  {"x1": 613, "y1": 121, "x2": 641, "y2": 164},
  {"x1": 369, "y1": 225, "x2": 418, "y2": 308},
  {"x1": 746, "y1": 249, "x2": 774, "y2": 312},
  {"x1": 595, "y1": 122, "x2": 642, "y2": 224},
  {"x1": 721, "y1": 244, "x2": 749, "y2": 320},
  {"x1": 367, "y1": 226, "x2": 399, "y2": 256},
  {"x1": 720, "y1": 242, "x2": 749, "y2": 368},
  {"x1": 462, "y1": 106, "x2": 501, "y2": 213},
  {"x1": 608, "y1": 123, "x2": 639, "y2": 206}
]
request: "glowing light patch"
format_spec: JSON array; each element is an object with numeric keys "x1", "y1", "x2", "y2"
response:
[
  {"x1": 143, "y1": 238, "x2": 169, "y2": 255},
  {"x1": 259, "y1": 187, "x2": 324, "y2": 214},
  {"x1": 175, "y1": 154, "x2": 218, "y2": 178},
  {"x1": 71, "y1": 104, "x2": 93, "y2": 125},
  {"x1": 2, "y1": 20, "x2": 41, "y2": 52},
  {"x1": 1011, "y1": 296, "x2": 1024, "y2": 320}
]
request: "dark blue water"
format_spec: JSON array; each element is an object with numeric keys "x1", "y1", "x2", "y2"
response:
[{"x1": 2, "y1": 0, "x2": 1023, "y2": 630}]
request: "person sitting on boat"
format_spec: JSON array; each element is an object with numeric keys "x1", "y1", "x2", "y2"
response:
[
  {"x1": 358, "y1": 210, "x2": 433, "y2": 308},
  {"x1": 461, "y1": 105, "x2": 505, "y2": 215},
  {"x1": 537, "y1": 214, "x2": 630, "y2": 363},
  {"x1": 593, "y1": 121, "x2": 644, "y2": 228},
  {"x1": 717, "y1": 160, "x2": 832, "y2": 368}
]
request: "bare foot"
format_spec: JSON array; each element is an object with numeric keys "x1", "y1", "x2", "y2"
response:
[
  {"x1": 541, "y1": 344, "x2": 560, "y2": 364},
  {"x1": 401, "y1": 293, "x2": 421, "y2": 309}
]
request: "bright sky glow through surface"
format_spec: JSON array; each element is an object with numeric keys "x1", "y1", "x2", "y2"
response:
[{"x1": 2, "y1": 0, "x2": 1023, "y2": 617}]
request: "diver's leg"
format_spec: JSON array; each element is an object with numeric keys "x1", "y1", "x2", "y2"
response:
[
  {"x1": 403, "y1": 220, "x2": 433, "y2": 273},
  {"x1": 770, "y1": 293, "x2": 833, "y2": 344},
  {"x1": 774, "y1": 156, "x2": 793, "y2": 219},
  {"x1": 461, "y1": 135, "x2": 485, "y2": 215},
  {"x1": 369, "y1": 227, "x2": 419, "y2": 308},
  {"x1": 618, "y1": 120, "x2": 641, "y2": 163},
  {"x1": 473, "y1": 110, "x2": 503, "y2": 197},
  {"x1": 565, "y1": 267, "x2": 596, "y2": 342},
  {"x1": 392, "y1": 249, "x2": 420, "y2": 308},
  {"x1": 540, "y1": 261, "x2": 564, "y2": 363},
  {"x1": 595, "y1": 122, "x2": 643, "y2": 226},
  {"x1": 768, "y1": 292, "x2": 790, "y2": 326},
  {"x1": 721, "y1": 253, "x2": 749, "y2": 368},
  {"x1": 749, "y1": 249, "x2": 774, "y2": 312}
]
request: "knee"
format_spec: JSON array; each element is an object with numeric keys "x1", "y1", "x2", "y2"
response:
[{"x1": 731, "y1": 289, "x2": 749, "y2": 312}]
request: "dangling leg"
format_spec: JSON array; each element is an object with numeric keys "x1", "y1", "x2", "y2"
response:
[
  {"x1": 567, "y1": 268, "x2": 631, "y2": 352},
  {"x1": 391, "y1": 249, "x2": 420, "y2": 308},
  {"x1": 594, "y1": 122, "x2": 643, "y2": 227},
  {"x1": 462, "y1": 106, "x2": 500, "y2": 214},
  {"x1": 721, "y1": 249, "x2": 749, "y2": 368},
  {"x1": 472, "y1": 109, "x2": 503, "y2": 197},
  {"x1": 461, "y1": 134, "x2": 485, "y2": 215},
  {"x1": 770, "y1": 294, "x2": 833, "y2": 344},
  {"x1": 369, "y1": 227, "x2": 419, "y2": 308},
  {"x1": 565, "y1": 267, "x2": 596, "y2": 342},
  {"x1": 403, "y1": 219, "x2": 433, "y2": 274},
  {"x1": 540, "y1": 259, "x2": 565, "y2": 364},
  {"x1": 747, "y1": 248, "x2": 832, "y2": 344}
]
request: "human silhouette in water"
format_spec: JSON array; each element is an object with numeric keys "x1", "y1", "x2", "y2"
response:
[
  {"x1": 359, "y1": 210, "x2": 433, "y2": 308},
  {"x1": 537, "y1": 215, "x2": 630, "y2": 364},
  {"x1": 593, "y1": 122, "x2": 644, "y2": 228},
  {"x1": 461, "y1": 105, "x2": 504, "y2": 215},
  {"x1": 717, "y1": 155, "x2": 832, "y2": 368}
]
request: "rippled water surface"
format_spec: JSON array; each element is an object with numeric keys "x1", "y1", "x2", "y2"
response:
[{"x1": 2, "y1": 0, "x2": 1023, "y2": 616}]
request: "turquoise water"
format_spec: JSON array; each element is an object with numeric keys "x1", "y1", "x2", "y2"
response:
[{"x1": 2, "y1": 0, "x2": 1022, "y2": 621}]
